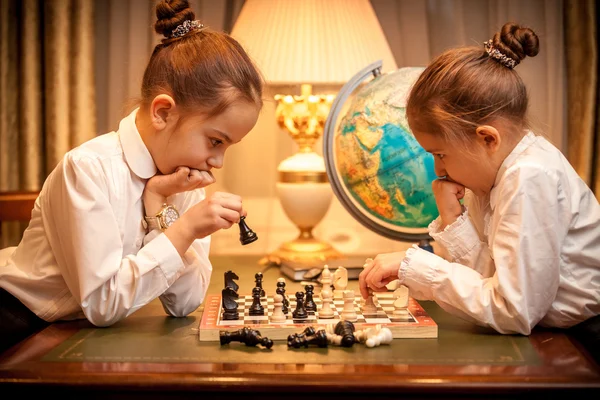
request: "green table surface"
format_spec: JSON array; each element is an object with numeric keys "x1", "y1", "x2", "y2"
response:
[{"x1": 41, "y1": 255, "x2": 540, "y2": 365}]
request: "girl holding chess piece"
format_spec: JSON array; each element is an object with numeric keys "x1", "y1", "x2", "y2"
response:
[
  {"x1": 360, "y1": 22, "x2": 600, "y2": 360},
  {"x1": 0, "y1": 0, "x2": 263, "y2": 353}
]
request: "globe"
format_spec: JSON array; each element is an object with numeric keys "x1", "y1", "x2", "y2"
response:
[{"x1": 323, "y1": 63, "x2": 439, "y2": 242}]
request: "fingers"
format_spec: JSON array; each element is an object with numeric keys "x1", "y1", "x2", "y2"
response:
[{"x1": 359, "y1": 258, "x2": 374, "y2": 299}]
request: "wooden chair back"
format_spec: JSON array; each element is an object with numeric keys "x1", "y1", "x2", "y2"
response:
[{"x1": 0, "y1": 191, "x2": 39, "y2": 222}]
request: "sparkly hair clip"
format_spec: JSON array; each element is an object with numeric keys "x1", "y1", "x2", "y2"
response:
[
  {"x1": 170, "y1": 20, "x2": 204, "y2": 38},
  {"x1": 484, "y1": 40, "x2": 517, "y2": 69}
]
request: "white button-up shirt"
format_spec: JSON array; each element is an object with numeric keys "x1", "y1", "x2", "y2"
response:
[
  {"x1": 400, "y1": 132, "x2": 600, "y2": 334},
  {"x1": 0, "y1": 109, "x2": 212, "y2": 326}
]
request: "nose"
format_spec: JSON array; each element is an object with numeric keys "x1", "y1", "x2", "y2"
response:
[
  {"x1": 207, "y1": 155, "x2": 224, "y2": 169},
  {"x1": 433, "y1": 158, "x2": 446, "y2": 178}
]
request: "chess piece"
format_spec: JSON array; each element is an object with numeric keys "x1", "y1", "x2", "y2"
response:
[
  {"x1": 365, "y1": 327, "x2": 393, "y2": 348},
  {"x1": 318, "y1": 284, "x2": 334, "y2": 319},
  {"x1": 276, "y1": 278, "x2": 289, "y2": 311},
  {"x1": 392, "y1": 285, "x2": 410, "y2": 320},
  {"x1": 320, "y1": 264, "x2": 332, "y2": 288},
  {"x1": 292, "y1": 291, "x2": 308, "y2": 319},
  {"x1": 238, "y1": 216, "x2": 258, "y2": 245},
  {"x1": 340, "y1": 290, "x2": 357, "y2": 322},
  {"x1": 333, "y1": 266, "x2": 348, "y2": 299},
  {"x1": 255, "y1": 272, "x2": 266, "y2": 297},
  {"x1": 220, "y1": 327, "x2": 273, "y2": 349},
  {"x1": 276, "y1": 287, "x2": 289, "y2": 314},
  {"x1": 362, "y1": 288, "x2": 378, "y2": 314},
  {"x1": 221, "y1": 286, "x2": 239, "y2": 320},
  {"x1": 224, "y1": 270, "x2": 239, "y2": 293},
  {"x1": 288, "y1": 329, "x2": 328, "y2": 348},
  {"x1": 333, "y1": 320, "x2": 356, "y2": 347},
  {"x1": 354, "y1": 325, "x2": 393, "y2": 348},
  {"x1": 287, "y1": 326, "x2": 316, "y2": 343},
  {"x1": 249, "y1": 287, "x2": 265, "y2": 316},
  {"x1": 304, "y1": 284, "x2": 317, "y2": 312},
  {"x1": 271, "y1": 293, "x2": 287, "y2": 323}
]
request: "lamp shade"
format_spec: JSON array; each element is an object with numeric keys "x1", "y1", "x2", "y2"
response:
[{"x1": 230, "y1": 0, "x2": 398, "y2": 85}]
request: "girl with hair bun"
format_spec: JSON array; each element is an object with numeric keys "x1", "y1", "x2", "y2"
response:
[
  {"x1": 0, "y1": 0, "x2": 264, "y2": 353},
  {"x1": 360, "y1": 22, "x2": 600, "y2": 359}
]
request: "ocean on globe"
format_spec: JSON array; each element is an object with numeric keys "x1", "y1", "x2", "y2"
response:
[{"x1": 333, "y1": 67, "x2": 439, "y2": 238}]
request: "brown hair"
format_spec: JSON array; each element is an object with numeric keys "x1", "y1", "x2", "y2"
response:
[
  {"x1": 406, "y1": 22, "x2": 539, "y2": 150},
  {"x1": 141, "y1": 0, "x2": 264, "y2": 118}
]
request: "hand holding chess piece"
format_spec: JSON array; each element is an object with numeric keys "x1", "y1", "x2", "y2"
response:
[{"x1": 238, "y1": 216, "x2": 257, "y2": 245}]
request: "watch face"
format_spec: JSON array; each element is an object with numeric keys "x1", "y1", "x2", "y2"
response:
[{"x1": 161, "y1": 205, "x2": 180, "y2": 228}]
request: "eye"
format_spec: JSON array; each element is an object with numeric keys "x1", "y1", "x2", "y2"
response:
[
  {"x1": 433, "y1": 153, "x2": 445, "y2": 160},
  {"x1": 210, "y1": 138, "x2": 223, "y2": 147}
]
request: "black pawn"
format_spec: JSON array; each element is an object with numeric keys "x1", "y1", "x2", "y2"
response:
[
  {"x1": 255, "y1": 272, "x2": 265, "y2": 297},
  {"x1": 276, "y1": 281, "x2": 289, "y2": 313},
  {"x1": 304, "y1": 284, "x2": 317, "y2": 312},
  {"x1": 239, "y1": 216, "x2": 258, "y2": 245},
  {"x1": 249, "y1": 287, "x2": 264, "y2": 316},
  {"x1": 276, "y1": 287, "x2": 288, "y2": 314},
  {"x1": 292, "y1": 291, "x2": 308, "y2": 319}
]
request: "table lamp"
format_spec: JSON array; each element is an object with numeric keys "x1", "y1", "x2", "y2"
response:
[{"x1": 231, "y1": 0, "x2": 397, "y2": 266}]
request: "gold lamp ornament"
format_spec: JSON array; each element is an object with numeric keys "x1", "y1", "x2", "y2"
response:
[
  {"x1": 230, "y1": 0, "x2": 397, "y2": 266},
  {"x1": 272, "y1": 85, "x2": 339, "y2": 263}
]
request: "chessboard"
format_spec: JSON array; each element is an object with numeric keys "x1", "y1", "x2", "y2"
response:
[{"x1": 198, "y1": 292, "x2": 438, "y2": 341}]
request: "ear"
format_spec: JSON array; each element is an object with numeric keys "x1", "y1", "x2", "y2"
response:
[
  {"x1": 149, "y1": 94, "x2": 177, "y2": 131},
  {"x1": 475, "y1": 125, "x2": 501, "y2": 153}
]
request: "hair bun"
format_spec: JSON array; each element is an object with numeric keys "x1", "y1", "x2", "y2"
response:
[
  {"x1": 154, "y1": 0, "x2": 196, "y2": 38},
  {"x1": 493, "y1": 22, "x2": 540, "y2": 65}
]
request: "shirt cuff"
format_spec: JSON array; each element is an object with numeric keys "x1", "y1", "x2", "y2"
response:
[
  {"x1": 428, "y1": 206, "x2": 480, "y2": 261},
  {"x1": 398, "y1": 245, "x2": 443, "y2": 300},
  {"x1": 138, "y1": 232, "x2": 184, "y2": 286}
]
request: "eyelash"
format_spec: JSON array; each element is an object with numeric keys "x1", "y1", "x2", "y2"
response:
[
  {"x1": 434, "y1": 153, "x2": 445, "y2": 160},
  {"x1": 211, "y1": 138, "x2": 223, "y2": 147}
]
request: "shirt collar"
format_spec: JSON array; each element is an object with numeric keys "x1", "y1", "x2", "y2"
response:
[
  {"x1": 489, "y1": 131, "x2": 537, "y2": 210},
  {"x1": 118, "y1": 108, "x2": 157, "y2": 179}
]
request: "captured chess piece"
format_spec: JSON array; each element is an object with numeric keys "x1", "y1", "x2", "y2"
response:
[
  {"x1": 239, "y1": 216, "x2": 258, "y2": 245},
  {"x1": 220, "y1": 327, "x2": 273, "y2": 349}
]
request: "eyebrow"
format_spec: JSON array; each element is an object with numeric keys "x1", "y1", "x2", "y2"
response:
[{"x1": 212, "y1": 129, "x2": 232, "y2": 144}]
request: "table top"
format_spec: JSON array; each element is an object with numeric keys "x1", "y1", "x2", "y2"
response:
[{"x1": 1, "y1": 255, "x2": 599, "y2": 398}]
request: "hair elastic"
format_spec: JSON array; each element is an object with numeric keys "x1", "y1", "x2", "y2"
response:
[
  {"x1": 483, "y1": 40, "x2": 517, "y2": 69},
  {"x1": 171, "y1": 20, "x2": 204, "y2": 38}
]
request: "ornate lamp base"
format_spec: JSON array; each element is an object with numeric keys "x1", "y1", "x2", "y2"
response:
[{"x1": 261, "y1": 231, "x2": 343, "y2": 267}]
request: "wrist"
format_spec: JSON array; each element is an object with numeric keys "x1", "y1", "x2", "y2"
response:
[{"x1": 143, "y1": 188, "x2": 167, "y2": 216}]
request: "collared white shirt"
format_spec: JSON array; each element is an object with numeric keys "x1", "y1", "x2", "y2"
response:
[
  {"x1": 399, "y1": 132, "x2": 600, "y2": 334},
  {"x1": 0, "y1": 108, "x2": 212, "y2": 326}
]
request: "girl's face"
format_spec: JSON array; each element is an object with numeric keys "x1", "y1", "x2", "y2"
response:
[
  {"x1": 413, "y1": 130, "x2": 499, "y2": 196},
  {"x1": 153, "y1": 101, "x2": 260, "y2": 176}
]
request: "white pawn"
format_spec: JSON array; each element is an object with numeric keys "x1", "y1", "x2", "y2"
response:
[
  {"x1": 362, "y1": 288, "x2": 378, "y2": 314},
  {"x1": 340, "y1": 290, "x2": 357, "y2": 322},
  {"x1": 365, "y1": 326, "x2": 393, "y2": 348},
  {"x1": 318, "y1": 287, "x2": 334, "y2": 319},
  {"x1": 392, "y1": 285, "x2": 410, "y2": 320},
  {"x1": 270, "y1": 293, "x2": 286, "y2": 323}
]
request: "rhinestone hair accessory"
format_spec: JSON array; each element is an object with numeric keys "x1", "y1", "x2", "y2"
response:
[
  {"x1": 484, "y1": 40, "x2": 517, "y2": 69},
  {"x1": 170, "y1": 19, "x2": 204, "y2": 38}
]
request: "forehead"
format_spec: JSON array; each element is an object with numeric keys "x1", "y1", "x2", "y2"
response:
[{"x1": 413, "y1": 131, "x2": 445, "y2": 152}]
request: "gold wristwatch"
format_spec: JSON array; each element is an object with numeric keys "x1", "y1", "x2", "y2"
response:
[{"x1": 143, "y1": 203, "x2": 180, "y2": 231}]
